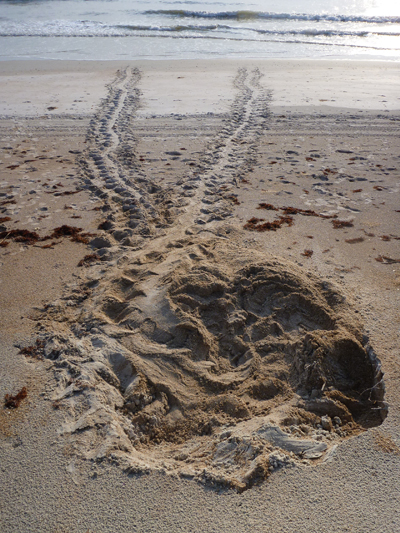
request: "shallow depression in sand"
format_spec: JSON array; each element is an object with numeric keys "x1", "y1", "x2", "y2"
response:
[{"x1": 43, "y1": 238, "x2": 386, "y2": 491}]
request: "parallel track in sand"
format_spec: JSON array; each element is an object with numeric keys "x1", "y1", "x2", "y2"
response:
[
  {"x1": 80, "y1": 66, "x2": 271, "y2": 246},
  {"x1": 35, "y1": 67, "x2": 388, "y2": 491}
]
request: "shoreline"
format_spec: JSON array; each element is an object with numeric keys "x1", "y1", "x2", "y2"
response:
[{"x1": 1, "y1": 59, "x2": 399, "y2": 531}]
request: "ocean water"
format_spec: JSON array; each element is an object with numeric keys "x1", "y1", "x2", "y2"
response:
[{"x1": 0, "y1": 0, "x2": 399, "y2": 61}]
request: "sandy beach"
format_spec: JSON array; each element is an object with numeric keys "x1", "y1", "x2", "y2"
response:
[{"x1": 1, "y1": 59, "x2": 400, "y2": 532}]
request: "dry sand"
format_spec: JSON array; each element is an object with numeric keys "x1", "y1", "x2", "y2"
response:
[{"x1": 1, "y1": 59, "x2": 400, "y2": 531}]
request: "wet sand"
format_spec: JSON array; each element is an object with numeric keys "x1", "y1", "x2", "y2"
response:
[{"x1": 1, "y1": 59, "x2": 400, "y2": 532}]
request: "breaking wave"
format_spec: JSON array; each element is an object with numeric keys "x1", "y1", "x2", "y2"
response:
[
  {"x1": 145, "y1": 10, "x2": 400, "y2": 24},
  {"x1": 1, "y1": 20, "x2": 399, "y2": 41}
]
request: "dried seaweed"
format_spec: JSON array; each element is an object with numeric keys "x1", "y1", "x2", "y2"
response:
[
  {"x1": 244, "y1": 217, "x2": 264, "y2": 228},
  {"x1": 19, "y1": 339, "x2": 45, "y2": 359},
  {"x1": 332, "y1": 220, "x2": 354, "y2": 229},
  {"x1": 49, "y1": 225, "x2": 94, "y2": 244},
  {"x1": 334, "y1": 266, "x2": 360, "y2": 273},
  {"x1": 0, "y1": 217, "x2": 11, "y2": 223},
  {"x1": 345, "y1": 237, "x2": 364, "y2": 244},
  {"x1": 244, "y1": 216, "x2": 293, "y2": 232},
  {"x1": 4, "y1": 387, "x2": 27, "y2": 409},
  {"x1": 49, "y1": 225, "x2": 82, "y2": 238},
  {"x1": 0, "y1": 229, "x2": 40, "y2": 244},
  {"x1": 0, "y1": 199, "x2": 16, "y2": 206},
  {"x1": 375, "y1": 255, "x2": 400, "y2": 264},
  {"x1": 245, "y1": 204, "x2": 337, "y2": 233},
  {"x1": 72, "y1": 233, "x2": 90, "y2": 244},
  {"x1": 301, "y1": 249, "x2": 313, "y2": 257},
  {"x1": 257, "y1": 203, "x2": 278, "y2": 211},
  {"x1": 227, "y1": 196, "x2": 240, "y2": 205},
  {"x1": 52, "y1": 400, "x2": 62, "y2": 410},
  {"x1": 0, "y1": 225, "x2": 94, "y2": 246},
  {"x1": 248, "y1": 221, "x2": 284, "y2": 232},
  {"x1": 98, "y1": 220, "x2": 113, "y2": 231},
  {"x1": 78, "y1": 253, "x2": 100, "y2": 267},
  {"x1": 278, "y1": 215, "x2": 294, "y2": 227},
  {"x1": 59, "y1": 189, "x2": 82, "y2": 196},
  {"x1": 282, "y1": 207, "x2": 335, "y2": 219},
  {"x1": 38, "y1": 241, "x2": 59, "y2": 249},
  {"x1": 322, "y1": 168, "x2": 337, "y2": 175},
  {"x1": 0, "y1": 241, "x2": 9, "y2": 247}
]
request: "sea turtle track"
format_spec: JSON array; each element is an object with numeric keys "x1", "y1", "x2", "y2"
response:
[
  {"x1": 34, "y1": 67, "x2": 387, "y2": 492},
  {"x1": 188, "y1": 68, "x2": 271, "y2": 227},
  {"x1": 80, "y1": 67, "x2": 177, "y2": 244},
  {"x1": 78, "y1": 67, "x2": 272, "y2": 245}
]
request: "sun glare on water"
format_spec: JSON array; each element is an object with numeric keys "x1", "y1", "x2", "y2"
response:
[{"x1": 362, "y1": 0, "x2": 400, "y2": 15}]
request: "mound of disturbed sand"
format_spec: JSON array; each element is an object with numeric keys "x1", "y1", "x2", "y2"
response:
[{"x1": 39, "y1": 235, "x2": 386, "y2": 491}]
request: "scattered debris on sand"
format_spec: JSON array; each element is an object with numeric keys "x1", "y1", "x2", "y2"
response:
[
  {"x1": 301, "y1": 249, "x2": 313, "y2": 257},
  {"x1": 19, "y1": 339, "x2": 45, "y2": 360},
  {"x1": 332, "y1": 220, "x2": 354, "y2": 229},
  {"x1": 375, "y1": 255, "x2": 400, "y2": 264},
  {"x1": 4, "y1": 387, "x2": 27, "y2": 409},
  {"x1": 0, "y1": 225, "x2": 95, "y2": 246},
  {"x1": 78, "y1": 254, "x2": 101, "y2": 267}
]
